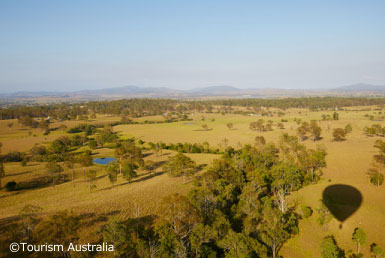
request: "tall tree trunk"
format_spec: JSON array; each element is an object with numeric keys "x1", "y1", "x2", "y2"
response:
[
  {"x1": 311, "y1": 168, "x2": 314, "y2": 182},
  {"x1": 119, "y1": 157, "x2": 122, "y2": 175},
  {"x1": 72, "y1": 167, "x2": 75, "y2": 186}
]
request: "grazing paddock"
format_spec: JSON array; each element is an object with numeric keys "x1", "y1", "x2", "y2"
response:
[{"x1": 0, "y1": 107, "x2": 384, "y2": 257}]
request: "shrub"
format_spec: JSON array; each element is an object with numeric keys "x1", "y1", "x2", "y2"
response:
[{"x1": 300, "y1": 205, "x2": 313, "y2": 218}]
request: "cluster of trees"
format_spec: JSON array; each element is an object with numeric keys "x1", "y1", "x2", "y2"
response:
[
  {"x1": 0, "y1": 103, "x2": 88, "y2": 120},
  {"x1": 111, "y1": 134, "x2": 326, "y2": 257},
  {"x1": 2, "y1": 134, "x2": 326, "y2": 257},
  {"x1": 249, "y1": 119, "x2": 274, "y2": 132},
  {"x1": 148, "y1": 141, "x2": 222, "y2": 155},
  {"x1": 17, "y1": 134, "x2": 324, "y2": 258},
  {"x1": 364, "y1": 124, "x2": 385, "y2": 137},
  {"x1": 368, "y1": 140, "x2": 385, "y2": 188},
  {"x1": 332, "y1": 124, "x2": 352, "y2": 141},
  {"x1": 67, "y1": 123, "x2": 98, "y2": 134},
  {"x1": 297, "y1": 120, "x2": 322, "y2": 141},
  {"x1": 119, "y1": 111, "x2": 191, "y2": 125},
  {"x1": 320, "y1": 228, "x2": 384, "y2": 258},
  {"x1": 104, "y1": 139, "x2": 145, "y2": 185}
]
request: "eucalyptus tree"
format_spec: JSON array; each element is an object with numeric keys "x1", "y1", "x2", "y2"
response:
[{"x1": 162, "y1": 153, "x2": 197, "y2": 183}]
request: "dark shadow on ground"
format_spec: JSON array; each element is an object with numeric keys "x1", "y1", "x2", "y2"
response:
[
  {"x1": 15, "y1": 175, "x2": 70, "y2": 191},
  {"x1": 5, "y1": 171, "x2": 33, "y2": 177},
  {"x1": 194, "y1": 129, "x2": 213, "y2": 131},
  {"x1": 143, "y1": 152, "x2": 153, "y2": 158},
  {"x1": 322, "y1": 184, "x2": 362, "y2": 226}
]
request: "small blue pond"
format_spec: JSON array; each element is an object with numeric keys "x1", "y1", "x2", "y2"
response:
[{"x1": 93, "y1": 157, "x2": 115, "y2": 165}]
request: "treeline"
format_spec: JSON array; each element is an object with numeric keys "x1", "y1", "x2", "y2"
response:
[
  {"x1": 202, "y1": 97, "x2": 385, "y2": 110},
  {"x1": 148, "y1": 141, "x2": 222, "y2": 155},
  {"x1": 0, "y1": 103, "x2": 88, "y2": 120},
  {"x1": 1, "y1": 97, "x2": 385, "y2": 120}
]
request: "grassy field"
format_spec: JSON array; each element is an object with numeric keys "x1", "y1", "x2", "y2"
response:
[{"x1": 0, "y1": 108, "x2": 384, "y2": 257}]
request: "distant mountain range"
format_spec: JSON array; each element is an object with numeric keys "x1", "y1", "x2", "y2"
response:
[
  {"x1": 1, "y1": 83, "x2": 385, "y2": 101},
  {"x1": 331, "y1": 83, "x2": 385, "y2": 92}
]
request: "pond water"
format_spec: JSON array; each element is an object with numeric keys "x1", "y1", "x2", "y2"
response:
[{"x1": 93, "y1": 157, "x2": 115, "y2": 165}]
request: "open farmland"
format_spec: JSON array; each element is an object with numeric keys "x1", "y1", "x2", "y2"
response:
[{"x1": 0, "y1": 100, "x2": 384, "y2": 257}]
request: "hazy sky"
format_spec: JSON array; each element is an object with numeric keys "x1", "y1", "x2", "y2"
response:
[{"x1": 1, "y1": 0, "x2": 385, "y2": 92}]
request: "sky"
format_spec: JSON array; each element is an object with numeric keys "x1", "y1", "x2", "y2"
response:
[{"x1": 1, "y1": 0, "x2": 385, "y2": 93}]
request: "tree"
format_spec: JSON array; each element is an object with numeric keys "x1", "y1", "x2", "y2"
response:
[
  {"x1": 19, "y1": 204, "x2": 43, "y2": 240},
  {"x1": 64, "y1": 154, "x2": 76, "y2": 185},
  {"x1": 86, "y1": 169, "x2": 97, "y2": 192},
  {"x1": 122, "y1": 160, "x2": 137, "y2": 183},
  {"x1": 115, "y1": 145, "x2": 125, "y2": 175},
  {"x1": 45, "y1": 161, "x2": 63, "y2": 186},
  {"x1": 352, "y1": 228, "x2": 366, "y2": 254},
  {"x1": 373, "y1": 140, "x2": 385, "y2": 165},
  {"x1": 317, "y1": 201, "x2": 333, "y2": 230},
  {"x1": 162, "y1": 153, "x2": 197, "y2": 183},
  {"x1": 255, "y1": 135, "x2": 266, "y2": 147},
  {"x1": 333, "y1": 112, "x2": 339, "y2": 120},
  {"x1": 345, "y1": 123, "x2": 353, "y2": 134},
  {"x1": 7, "y1": 122, "x2": 14, "y2": 131},
  {"x1": 50, "y1": 138, "x2": 68, "y2": 155},
  {"x1": 144, "y1": 160, "x2": 156, "y2": 177},
  {"x1": 371, "y1": 243, "x2": 385, "y2": 258},
  {"x1": 150, "y1": 142, "x2": 163, "y2": 158},
  {"x1": 0, "y1": 162, "x2": 4, "y2": 188},
  {"x1": 156, "y1": 194, "x2": 200, "y2": 257},
  {"x1": 299, "y1": 146, "x2": 327, "y2": 182},
  {"x1": 249, "y1": 122, "x2": 257, "y2": 131},
  {"x1": 106, "y1": 162, "x2": 118, "y2": 185},
  {"x1": 320, "y1": 236, "x2": 344, "y2": 258},
  {"x1": 88, "y1": 139, "x2": 97, "y2": 149},
  {"x1": 259, "y1": 204, "x2": 298, "y2": 258},
  {"x1": 190, "y1": 224, "x2": 216, "y2": 257},
  {"x1": 218, "y1": 230, "x2": 252, "y2": 258},
  {"x1": 202, "y1": 124, "x2": 209, "y2": 131},
  {"x1": 309, "y1": 120, "x2": 322, "y2": 141},
  {"x1": 226, "y1": 123, "x2": 234, "y2": 130},
  {"x1": 115, "y1": 140, "x2": 144, "y2": 172},
  {"x1": 368, "y1": 168, "x2": 384, "y2": 187},
  {"x1": 102, "y1": 216, "x2": 131, "y2": 257},
  {"x1": 297, "y1": 122, "x2": 309, "y2": 141},
  {"x1": 78, "y1": 151, "x2": 93, "y2": 178},
  {"x1": 271, "y1": 161, "x2": 303, "y2": 212},
  {"x1": 266, "y1": 120, "x2": 274, "y2": 131},
  {"x1": 34, "y1": 211, "x2": 79, "y2": 257},
  {"x1": 333, "y1": 128, "x2": 346, "y2": 141},
  {"x1": 256, "y1": 119, "x2": 265, "y2": 131}
]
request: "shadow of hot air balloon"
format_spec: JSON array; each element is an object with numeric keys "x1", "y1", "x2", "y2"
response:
[{"x1": 322, "y1": 184, "x2": 362, "y2": 229}]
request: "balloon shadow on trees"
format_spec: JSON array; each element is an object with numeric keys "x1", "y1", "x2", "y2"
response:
[{"x1": 322, "y1": 184, "x2": 362, "y2": 229}]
